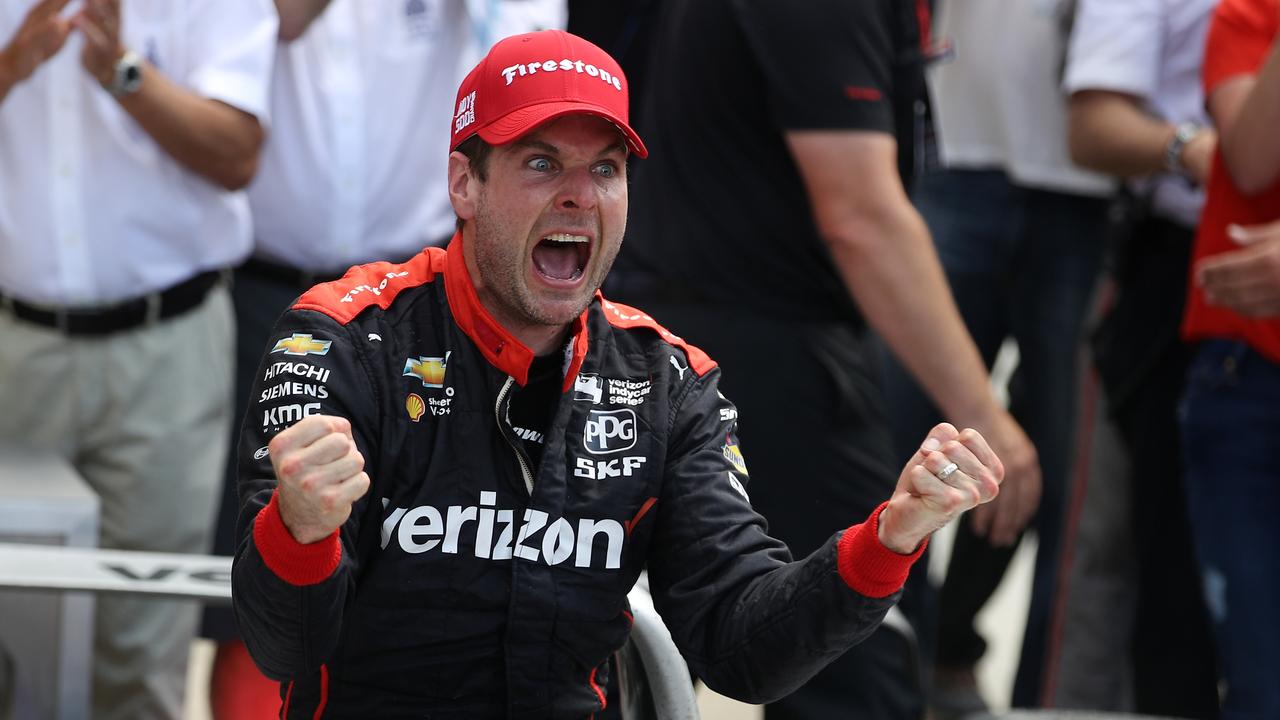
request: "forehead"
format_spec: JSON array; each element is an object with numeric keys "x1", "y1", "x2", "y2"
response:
[{"x1": 510, "y1": 114, "x2": 628, "y2": 155}]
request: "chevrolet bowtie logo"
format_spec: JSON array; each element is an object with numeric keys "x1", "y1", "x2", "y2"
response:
[
  {"x1": 271, "y1": 333, "x2": 332, "y2": 357},
  {"x1": 403, "y1": 352, "x2": 450, "y2": 388}
]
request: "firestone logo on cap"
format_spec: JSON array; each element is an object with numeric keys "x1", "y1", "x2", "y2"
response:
[
  {"x1": 498, "y1": 58, "x2": 624, "y2": 92},
  {"x1": 450, "y1": 30, "x2": 648, "y2": 158}
]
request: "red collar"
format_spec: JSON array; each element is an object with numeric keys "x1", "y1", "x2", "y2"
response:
[{"x1": 443, "y1": 232, "x2": 590, "y2": 390}]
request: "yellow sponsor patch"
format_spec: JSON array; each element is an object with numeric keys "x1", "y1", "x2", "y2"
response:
[
  {"x1": 271, "y1": 333, "x2": 332, "y2": 357},
  {"x1": 405, "y1": 393, "x2": 426, "y2": 422}
]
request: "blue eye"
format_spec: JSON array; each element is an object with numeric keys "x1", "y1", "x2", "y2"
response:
[
  {"x1": 595, "y1": 163, "x2": 618, "y2": 178},
  {"x1": 528, "y1": 157, "x2": 552, "y2": 172}
]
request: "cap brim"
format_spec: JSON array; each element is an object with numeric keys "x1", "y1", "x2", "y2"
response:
[{"x1": 477, "y1": 101, "x2": 648, "y2": 158}]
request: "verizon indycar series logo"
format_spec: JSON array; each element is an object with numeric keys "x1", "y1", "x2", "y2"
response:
[
  {"x1": 584, "y1": 409, "x2": 636, "y2": 455},
  {"x1": 573, "y1": 373, "x2": 652, "y2": 406}
]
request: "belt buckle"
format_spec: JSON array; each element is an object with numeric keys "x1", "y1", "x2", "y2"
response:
[{"x1": 144, "y1": 292, "x2": 162, "y2": 326}]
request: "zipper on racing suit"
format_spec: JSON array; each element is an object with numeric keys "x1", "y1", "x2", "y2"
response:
[{"x1": 494, "y1": 376, "x2": 535, "y2": 495}]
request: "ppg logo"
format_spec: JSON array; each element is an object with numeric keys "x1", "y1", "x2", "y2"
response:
[{"x1": 584, "y1": 409, "x2": 637, "y2": 455}]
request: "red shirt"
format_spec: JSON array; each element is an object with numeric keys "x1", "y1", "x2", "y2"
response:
[{"x1": 1182, "y1": 0, "x2": 1280, "y2": 361}]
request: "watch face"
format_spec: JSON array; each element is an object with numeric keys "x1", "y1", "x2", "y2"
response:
[{"x1": 113, "y1": 53, "x2": 144, "y2": 95}]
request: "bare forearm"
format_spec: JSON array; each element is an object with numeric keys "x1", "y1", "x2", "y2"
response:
[
  {"x1": 0, "y1": 52, "x2": 13, "y2": 103},
  {"x1": 1219, "y1": 42, "x2": 1280, "y2": 195},
  {"x1": 1068, "y1": 90, "x2": 1176, "y2": 177},
  {"x1": 274, "y1": 0, "x2": 333, "y2": 41},
  {"x1": 827, "y1": 206, "x2": 996, "y2": 424},
  {"x1": 116, "y1": 64, "x2": 263, "y2": 190}
]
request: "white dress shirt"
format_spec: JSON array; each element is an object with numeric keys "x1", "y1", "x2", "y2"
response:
[
  {"x1": 929, "y1": 0, "x2": 1115, "y2": 197},
  {"x1": 0, "y1": 0, "x2": 277, "y2": 306},
  {"x1": 1064, "y1": 0, "x2": 1217, "y2": 227},
  {"x1": 247, "y1": 0, "x2": 566, "y2": 273}
]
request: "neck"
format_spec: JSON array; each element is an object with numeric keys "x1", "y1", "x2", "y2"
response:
[
  {"x1": 508, "y1": 320, "x2": 571, "y2": 357},
  {"x1": 460, "y1": 228, "x2": 572, "y2": 357}
]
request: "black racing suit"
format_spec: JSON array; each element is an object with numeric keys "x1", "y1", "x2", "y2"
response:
[{"x1": 231, "y1": 235, "x2": 922, "y2": 719}]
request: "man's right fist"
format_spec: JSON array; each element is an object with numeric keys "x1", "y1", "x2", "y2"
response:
[{"x1": 269, "y1": 414, "x2": 370, "y2": 544}]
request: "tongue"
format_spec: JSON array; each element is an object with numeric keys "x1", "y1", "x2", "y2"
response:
[{"x1": 532, "y1": 242, "x2": 580, "y2": 280}]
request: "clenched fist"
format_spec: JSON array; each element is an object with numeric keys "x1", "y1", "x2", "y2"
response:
[
  {"x1": 878, "y1": 423, "x2": 1003, "y2": 554},
  {"x1": 269, "y1": 414, "x2": 370, "y2": 544}
]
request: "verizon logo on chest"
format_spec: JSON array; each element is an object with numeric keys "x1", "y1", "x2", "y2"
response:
[{"x1": 379, "y1": 492, "x2": 625, "y2": 570}]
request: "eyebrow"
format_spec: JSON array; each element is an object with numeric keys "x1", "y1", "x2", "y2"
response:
[{"x1": 512, "y1": 138, "x2": 628, "y2": 159}]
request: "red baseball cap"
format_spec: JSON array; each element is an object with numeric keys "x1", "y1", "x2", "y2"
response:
[{"x1": 450, "y1": 30, "x2": 648, "y2": 158}]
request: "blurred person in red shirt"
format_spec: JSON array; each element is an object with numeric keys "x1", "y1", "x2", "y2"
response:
[{"x1": 1179, "y1": 0, "x2": 1280, "y2": 717}]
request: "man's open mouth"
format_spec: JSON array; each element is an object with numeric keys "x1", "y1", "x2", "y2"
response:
[{"x1": 532, "y1": 233, "x2": 591, "y2": 282}]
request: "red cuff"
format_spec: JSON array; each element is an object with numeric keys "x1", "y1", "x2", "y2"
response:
[
  {"x1": 252, "y1": 491, "x2": 342, "y2": 586},
  {"x1": 836, "y1": 502, "x2": 927, "y2": 598}
]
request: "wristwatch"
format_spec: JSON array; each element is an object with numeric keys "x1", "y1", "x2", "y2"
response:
[
  {"x1": 1164, "y1": 121, "x2": 1202, "y2": 176},
  {"x1": 105, "y1": 50, "x2": 144, "y2": 97}
]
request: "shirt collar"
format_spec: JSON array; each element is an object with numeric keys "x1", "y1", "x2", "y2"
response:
[{"x1": 443, "y1": 231, "x2": 590, "y2": 389}]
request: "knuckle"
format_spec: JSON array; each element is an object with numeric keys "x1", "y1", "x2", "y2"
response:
[
  {"x1": 268, "y1": 434, "x2": 287, "y2": 455},
  {"x1": 278, "y1": 456, "x2": 301, "y2": 478},
  {"x1": 943, "y1": 488, "x2": 965, "y2": 513},
  {"x1": 298, "y1": 473, "x2": 315, "y2": 492}
]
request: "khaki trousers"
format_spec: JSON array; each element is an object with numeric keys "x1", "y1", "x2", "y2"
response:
[{"x1": 0, "y1": 286, "x2": 234, "y2": 720}]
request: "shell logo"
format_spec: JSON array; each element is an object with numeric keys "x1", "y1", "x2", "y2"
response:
[{"x1": 405, "y1": 393, "x2": 426, "y2": 422}]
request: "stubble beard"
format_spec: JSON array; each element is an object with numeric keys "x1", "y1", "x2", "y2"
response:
[{"x1": 472, "y1": 205, "x2": 593, "y2": 329}]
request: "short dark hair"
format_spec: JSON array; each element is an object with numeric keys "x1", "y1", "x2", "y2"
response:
[
  {"x1": 454, "y1": 136, "x2": 494, "y2": 232},
  {"x1": 456, "y1": 135, "x2": 494, "y2": 182}
]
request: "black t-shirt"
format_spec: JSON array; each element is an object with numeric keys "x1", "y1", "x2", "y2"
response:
[
  {"x1": 507, "y1": 352, "x2": 564, "y2": 468},
  {"x1": 613, "y1": 0, "x2": 927, "y2": 323}
]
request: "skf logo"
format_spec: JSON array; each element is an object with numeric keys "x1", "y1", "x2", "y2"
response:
[
  {"x1": 573, "y1": 373, "x2": 603, "y2": 404},
  {"x1": 403, "y1": 352, "x2": 450, "y2": 388},
  {"x1": 575, "y1": 456, "x2": 646, "y2": 480},
  {"x1": 584, "y1": 409, "x2": 636, "y2": 455},
  {"x1": 271, "y1": 333, "x2": 332, "y2": 357},
  {"x1": 406, "y1": 393, "x2": 426, "y2": 422}
]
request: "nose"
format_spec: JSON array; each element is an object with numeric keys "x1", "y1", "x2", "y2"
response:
[{"x1": 555, "y1": 166, "x2": 598, "y2": 212}]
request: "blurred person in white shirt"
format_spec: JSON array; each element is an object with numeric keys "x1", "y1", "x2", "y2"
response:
[
  {"x1": 1057, "y1": 0, "x2": 1221, "y2": 715},
  {"x1": 877, "y1": 1, "x2": 1113, "y2": 714},
  {"x1": 0, "y1": 0, "x2": 275, "y2": 718}
]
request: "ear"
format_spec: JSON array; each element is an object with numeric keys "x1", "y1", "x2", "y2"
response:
[{"x1": 448, "y1": 151, "x2": 478, "y2": 222}]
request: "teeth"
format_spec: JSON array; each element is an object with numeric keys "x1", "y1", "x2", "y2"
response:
[{"x1": 543, "y1": 233, "x2": 589, "y2": 243}]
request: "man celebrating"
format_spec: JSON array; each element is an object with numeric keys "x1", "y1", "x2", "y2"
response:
[{"x1": 232, "y1": 30, "x2": 1003, "y2": 718}]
